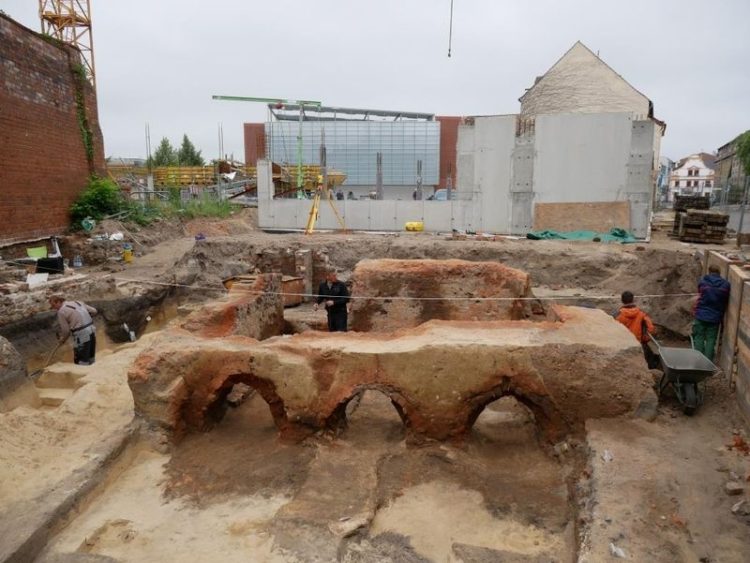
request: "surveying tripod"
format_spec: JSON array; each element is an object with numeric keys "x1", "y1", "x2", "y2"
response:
[{"x1": 304, "y1": 176, "x2": 347, "y2": 235}]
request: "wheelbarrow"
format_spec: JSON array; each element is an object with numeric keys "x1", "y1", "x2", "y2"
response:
[{"x1": 649, "y1": 336, "x2": 717, "y2": 415}]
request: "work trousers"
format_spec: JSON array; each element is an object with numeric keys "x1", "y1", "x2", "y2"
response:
[
  {"x1": 73, "y1": 332, "x2": 97, "y2": 365},
  {"x1": 327, "y1": 309, "x2": 348, "y2": 332},
  {"x1": 692, "y1": 319, "x2": 719, "y2": 362},
  {"x1": 641, "y1": 342, "x2": 660, "y2": 370}
]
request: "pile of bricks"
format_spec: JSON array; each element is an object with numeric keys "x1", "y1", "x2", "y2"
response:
[{"x1": 677, "y1": 210, "x2": 729, "y2": 244}]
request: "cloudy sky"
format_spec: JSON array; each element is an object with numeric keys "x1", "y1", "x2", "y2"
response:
[{"x1": 4, "y1": 0, "x2": 749, "y2": 162}]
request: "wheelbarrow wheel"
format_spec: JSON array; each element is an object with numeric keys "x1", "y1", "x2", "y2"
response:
[{"x1": 683, "y1": 383, "x2": 698, "y2": 416}]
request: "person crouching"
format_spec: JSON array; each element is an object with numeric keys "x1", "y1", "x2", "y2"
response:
[{"x1": 49, "y1": 295, "x2": 97, "y2": 365}]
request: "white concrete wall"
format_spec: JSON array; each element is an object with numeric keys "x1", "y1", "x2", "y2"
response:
[
  {"x1": 473, "y1": 116, "x2": 516, "y2": 233},
  {"x1": 533, "y1": 113, "x2": 631, "y2": 203},
  {"x1": 259, "y1": 112, "x2": 656, "y2": 238}
]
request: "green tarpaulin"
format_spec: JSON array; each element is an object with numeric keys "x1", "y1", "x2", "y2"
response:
[{"x1": 526, "y1": 227, "x2": 637, "y2": 244}]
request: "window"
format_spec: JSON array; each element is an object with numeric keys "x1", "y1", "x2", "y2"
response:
[
  {"x1": 674, "y1": 180, "x2": 680, "y2": 188},
  {"x1": 705, "y1": 180, "x2": 712, "y2": 188}
]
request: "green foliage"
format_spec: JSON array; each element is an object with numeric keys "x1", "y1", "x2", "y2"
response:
[
  {"x1": 177, "y1": 134, "x2": 205, "y2": 166},
  {"x1": 149, "y1": 137, "x2": 178, "y2": 167},
  {"x1": 70, "y1": 62, "x2": 94, "y2": 166},
  {"x1": 126, "y1": 195, "x2": 235, "y2": 226},
  {"x1": 70, "y1": 177, "x2": 126, "y2": 226},
  {"x1": 736, "y1": 130, "x2": 750, "y2": 176}
]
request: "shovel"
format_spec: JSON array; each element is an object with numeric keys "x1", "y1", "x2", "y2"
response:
[{"x1": 28, "y1": 342, "x2": 62, "y2": 379}]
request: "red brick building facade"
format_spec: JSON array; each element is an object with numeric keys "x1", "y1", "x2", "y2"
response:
[{"x1": 0, "y1": 14, "x2": 105, "y2": 244}]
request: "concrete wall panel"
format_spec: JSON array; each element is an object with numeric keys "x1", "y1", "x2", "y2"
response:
[
  {"x1": 472, "y1": 116, "x2": 516, "y2": 233},
  {"x1": 395, "y1": 202, "x2": 425, "y2": 228},
  {"x1": 533, "y1": 113, "x2": 631, "y2": 204}
]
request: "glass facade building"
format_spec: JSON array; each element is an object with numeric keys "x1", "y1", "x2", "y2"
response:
[{"x1": 266, "y1": 120, "x2": 440, "y2": 186}]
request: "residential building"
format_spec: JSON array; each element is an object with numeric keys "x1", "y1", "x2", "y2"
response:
[
  {"x1": 668, "y1": 153, "x2": 716, "y2": 202},
  {"x1": 715, "y1": 134, "x2": 748, "y2": 204},
  {"x1": 657, "y1": 156, "x2": 674, "y2": 204},
  {"x1": 519, "y1": 41, "x2": 665, "y2": 180}
]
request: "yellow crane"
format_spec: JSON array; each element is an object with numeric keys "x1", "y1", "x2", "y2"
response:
[{"x1": 39, "y1": 0, "x2": 96, "y2": 88}]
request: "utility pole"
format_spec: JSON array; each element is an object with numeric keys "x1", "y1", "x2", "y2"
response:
[
  {"x1": 375, "y1": 153, "x2": 383, "y2": 200},
  {"x1": 416, "y1": 160, "x2": 423, "y2": 200},
  {"x1": 320, "y1": 128, "x2": 328, "y2": 195}
]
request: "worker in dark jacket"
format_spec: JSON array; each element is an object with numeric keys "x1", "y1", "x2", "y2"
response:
[
  {"x1": 692, "y1": 265, "x2": 731, "y2": 361},
  {"x1": 314, "y1": 269, "x2": 350, "y2": 332}
]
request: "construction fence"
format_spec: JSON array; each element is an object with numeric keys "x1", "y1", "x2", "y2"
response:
[{"x1": 707, "y1": 251, "x2": 750, "y2": 425}]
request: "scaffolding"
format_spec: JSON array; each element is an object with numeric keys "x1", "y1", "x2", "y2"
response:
[{"x1": 39, "y1": 0, "x2": 96, "y2": 88}]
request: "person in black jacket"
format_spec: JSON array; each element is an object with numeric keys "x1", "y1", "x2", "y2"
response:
[{"x1": 314, "y1": 269, "x2": 350, "y2": 332}]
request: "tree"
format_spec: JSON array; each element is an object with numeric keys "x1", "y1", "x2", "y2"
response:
[
  {"x1": 177, "y1": 134, "x2": 205, "y2": 166},
  {"x1": 150, "y1": 137, "x2": 178, "y2": 167},
  {"x1": 736, "y1": 130, "x2": 750, "y2": 176}
]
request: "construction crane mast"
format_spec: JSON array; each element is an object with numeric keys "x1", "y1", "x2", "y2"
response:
[{"x1": 39, "y1": 0, "x2": 96, "y2": 88}]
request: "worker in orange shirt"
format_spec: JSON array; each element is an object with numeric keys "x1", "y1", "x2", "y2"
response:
[{"x1": 614, "y1": 291, "x2": 659, "y2": 369}]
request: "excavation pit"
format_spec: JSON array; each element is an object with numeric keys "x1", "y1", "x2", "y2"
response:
[{"x1": 3, "y1": 233, "x2": 748, "y2": 562}]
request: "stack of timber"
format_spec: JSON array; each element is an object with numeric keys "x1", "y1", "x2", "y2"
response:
[
  {"x1": 672, "y1": 194, "x2": 711, "y2": 235},
  {"x1": 678, "y1": 209, "x2": 729, "y2": 244}
]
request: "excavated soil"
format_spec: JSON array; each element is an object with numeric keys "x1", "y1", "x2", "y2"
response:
[
  {"x1": 4, "y1": 213, "x2": 749, "y2": 562},
  {"x1": 42, "y1": 392, "x2": 577, "y2": 562}
]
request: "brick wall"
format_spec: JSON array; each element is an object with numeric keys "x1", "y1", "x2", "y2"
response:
[
  {"x1": 243, "y1": 123, "x2": 266, "y2": 166},
  {"x1": 436, "y1": 116, "x2": 461, "y2": 189},
  {"x1": 0, "y1": 14, "x2": 105, "y2": 244}
]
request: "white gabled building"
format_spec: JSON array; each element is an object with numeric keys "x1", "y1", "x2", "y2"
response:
[{"x1": 668, "y1": 153, "x2": 716, "y2": 202}]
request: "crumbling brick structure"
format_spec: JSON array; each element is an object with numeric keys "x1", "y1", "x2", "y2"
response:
[
  {"x1": 0, "y1": 14, "x2": 105, "y2": 244},
  {"x1": 129, "y1": 307, "x2": 656, "y2": 445}
]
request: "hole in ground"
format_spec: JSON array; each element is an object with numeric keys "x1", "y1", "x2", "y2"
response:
[
  {"x1": 341, "y1": 389, "x2": 406, "y2": 444},
  {"x1": 165, "y1": 391, "x2": 315, "y2": 503},
  {"x1": 472, "y1": 396, "x2": 537, "y2": 446}
]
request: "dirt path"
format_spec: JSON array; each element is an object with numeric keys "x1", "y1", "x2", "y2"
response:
[{"x1": 582, "y1": 376, "x2": 750, "y2": 562}]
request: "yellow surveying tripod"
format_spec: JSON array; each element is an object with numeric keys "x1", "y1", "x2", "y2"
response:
[{"x1": 304, "y1": 175, "x2": 347, "y2": 234}]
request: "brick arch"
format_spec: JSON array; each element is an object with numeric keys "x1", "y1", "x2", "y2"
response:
[
  {"x1": 184, "y1": 371, "x2": 293, "y2": 437},
  {"x1": 464, "y1": 380, "x2": 571, "y2": 444},
  {"x1": 324, "y1": 384, "x2": 414, "y2": 433}
]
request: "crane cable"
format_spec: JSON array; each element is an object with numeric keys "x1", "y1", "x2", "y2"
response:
[{"x1": 448, "y1": 0, "x2": 455, "y2": 58}]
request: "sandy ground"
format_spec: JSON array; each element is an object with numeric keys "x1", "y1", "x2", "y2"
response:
[
  {"x1": 0, "y1": 341, "x2": 140, "y2": 509},
  {"x1": 582, "y1": 375, "x2": 750, "y2": 562},
  {"x1": 39, "y1": 392, "x2": 576, "y2": 562}
]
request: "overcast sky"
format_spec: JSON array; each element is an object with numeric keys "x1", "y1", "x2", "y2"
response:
[{"x1": 4, "y1": 0, "x2": 749, "y2": 162}]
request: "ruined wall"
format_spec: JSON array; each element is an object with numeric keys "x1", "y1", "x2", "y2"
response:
[
  {"x1": 350, "y1": 259, "x2": 549, "y2": 332},
  {"x1": 0, "y1": 14, "x2": 105, "y2": 244},
  {"x1": 128, "y1": 307, "x2": 656, "y2": 444},
  {"x1": 0, "y1": 336, "x2": 27, "y2": 412},
  {"x1": 180, "y1": 273, "x2": 284, "y2": 339}
]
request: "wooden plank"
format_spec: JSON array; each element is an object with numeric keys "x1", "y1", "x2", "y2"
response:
[{"x1": 533, "y1": 201, "x2": 630, "y2": 232}]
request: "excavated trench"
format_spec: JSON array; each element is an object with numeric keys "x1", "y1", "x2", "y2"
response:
[{"x1": 1, "y1": 240, "x2": 705, "y2": 561}]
